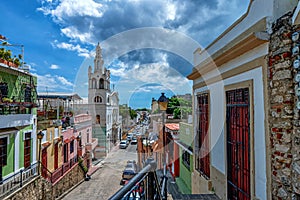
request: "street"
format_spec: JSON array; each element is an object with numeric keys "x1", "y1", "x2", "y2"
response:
[{"x1": 62, "y1": 142, "x2": 138, "y2": 200}]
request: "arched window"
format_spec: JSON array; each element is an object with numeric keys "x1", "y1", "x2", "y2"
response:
[
  {"x1": 94, "y1": 96, "x2": 102, "y2": 103},
  {"x1": 92, "y1": 78, "x2": 96, "y2": 89},
  {"x1": 99, "y1": 78, "x2": 104, "y2": 89},
  {"x1": 107, "y1": 97, "x2": 110, "y2": 103},
  {"x1": 96, "y1": 115, "x2": 100, "y2": 124}
]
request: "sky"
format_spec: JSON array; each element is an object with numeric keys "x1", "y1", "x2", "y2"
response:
[{"x1": 0, "y1": 0, "x2": 249, "y2": 109}]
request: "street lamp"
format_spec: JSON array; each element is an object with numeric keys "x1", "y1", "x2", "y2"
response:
[
  {"x1": 157, "y1": 92, "x2": 168, "y2": 200},
  {"x1": 157, "y1": 92, "x2": 168, "y2": 163},
  {"x1": 37, "y1": 131, "x2": 44, "y2": 175}
]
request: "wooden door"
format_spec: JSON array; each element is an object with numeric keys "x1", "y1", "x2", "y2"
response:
[
  {"x1": 54, "y1": 143, "x2": 58, "y2": 169},
  {"x1": 226, "y1": 88, "x2": 250, "y2": 200},
  {"x1": 41, "y1": 148, "x2": 47, "y2": 178}
]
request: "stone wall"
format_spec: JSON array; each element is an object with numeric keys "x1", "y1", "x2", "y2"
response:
[
  {"x1": 269, "y1": 12, "x2": 300, "y2": 200},
  {"x1": 5, "y1": 164, "x2": 85, "y2": 200}
]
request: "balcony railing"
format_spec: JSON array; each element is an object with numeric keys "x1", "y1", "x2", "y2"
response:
[
  {"x1": 40, "y1": 157, "x2": 78, "y2": 184},
  {"x1": 0, "y1": 162, "x2": 38, "y2": 199},
  {"x1": 109, "y1": 158, "x2": 168, "y2": 200},
  {"x1": 0, "y1": 102, "x2": 35, "y2": 115}
]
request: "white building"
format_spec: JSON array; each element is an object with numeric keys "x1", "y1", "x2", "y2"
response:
[
  {"x1": 88, "y1": 43, "x2": 120, "y2": 157},
  {"x1": 187, "y1": 0, "x2": 297, "y2": 199}
]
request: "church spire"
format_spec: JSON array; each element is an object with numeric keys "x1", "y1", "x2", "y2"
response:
[{"x1": 94, "y1": 42, "x2": 104, "y2": 74}]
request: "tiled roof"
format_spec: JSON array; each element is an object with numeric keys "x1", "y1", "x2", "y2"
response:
[{"x1": 165, "y1": 123, "x2": 179, "y2": 131}]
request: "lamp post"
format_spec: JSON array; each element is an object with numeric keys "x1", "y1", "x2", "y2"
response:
[
  {"x1": 37, "y1": 131, "x2": 44, "y2": 175},
  {"x1": 157, "y1": 92, "x2": 168, "y2": 200}
]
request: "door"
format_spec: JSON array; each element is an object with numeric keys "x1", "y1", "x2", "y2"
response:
[
  {"x1": 0, "y1": 137, "x2": 8, "y2": 182},
  {"x1": 41, "y1": 148, "x2": 47, "y2": 178},
  {"x1": 226, "y1": 88, "x2": 250, "y2": 200},
  {"x1": 24, "y1": 132, "x2": 31, "y2": 168},
  {"x1": 54, "y1": 143, "x2": 58, "y2": 170}
]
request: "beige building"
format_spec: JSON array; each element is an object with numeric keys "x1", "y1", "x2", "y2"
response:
[{"x1": 187, "y1": 0, "x2": 298, "y2": 199}]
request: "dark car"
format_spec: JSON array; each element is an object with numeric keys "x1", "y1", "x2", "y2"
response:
[{"x1": 120, "y1": 168, "x2": 136, "y2": 185}]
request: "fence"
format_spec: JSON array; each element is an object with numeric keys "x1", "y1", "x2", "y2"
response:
[
  {"x1": 0, "y1": 162, "x2": 38, "y2": 198},
  {"x1": 109, "y1": 158, "x2": 168, "y2": 200},
  {"x1": 41, "y1": 156, "x2": 78, "y2": 184}
]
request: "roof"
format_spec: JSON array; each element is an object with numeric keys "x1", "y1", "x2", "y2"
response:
[
  {"x1": 165, "y1": 123, "x2": 179, "y2": 131},
  {"x1": 38, "y1": 92, "x2": 82, "y2": 100}
]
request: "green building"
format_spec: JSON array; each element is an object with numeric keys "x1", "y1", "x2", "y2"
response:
[
  {"x1": 0, "y1": 63, "x2": 38, "y2": 198},
  {"x1": 177, "y1": 122, "x2": 193, "y2": 194}
]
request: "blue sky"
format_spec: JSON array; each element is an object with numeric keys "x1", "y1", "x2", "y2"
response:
[{"x1": 0, "y1": 0, "x2": 249, "y2": 109}]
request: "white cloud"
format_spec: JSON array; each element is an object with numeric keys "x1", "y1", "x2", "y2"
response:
[
  {"x1": 116, "y1": 61, "x2": 190, "y2": 93},
  {"x1": 57, "y1": 76, "x2": 73, "y2": 86},
  {"x1": 40, "y1": 0, "x2": 105, "y2": 23},
  {"x1": 34, "y1": 73, "x2": 73, "y2": 92},
  {"x1": 52, "y1": 41, "x2": 91, "y2": 58},
  {"x1": 50, "y1": 64, "x2": 60, "y2": 69},
  {"x1": 61, "y1": 26, "x2": 93, "y2": 44}
]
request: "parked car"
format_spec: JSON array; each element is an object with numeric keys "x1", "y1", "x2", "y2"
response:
[
  {"x1": 120, "y1": 167, "x2": 137, "y2": 185},
  {"x1": 119, "y1": 140, "x2": 128, "y2": 149},
  {"x1": 126, "y1": 160, "x2": 137, "y2": 171},
  {"x1": 127, "y1": 135, "x2": 133, "y2": 141},
  {"x1": 131, "y1": 136, "x2": 137, "y2": 144}
]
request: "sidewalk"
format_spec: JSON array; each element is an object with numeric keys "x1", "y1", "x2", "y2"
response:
[{"x1": 156, "y1": 170, "x2": 220, "y2": 200}]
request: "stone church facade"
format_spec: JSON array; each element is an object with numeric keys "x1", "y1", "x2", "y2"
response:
[{"x1": 88, "y1": 43, "x2": 120, "y2": 158}]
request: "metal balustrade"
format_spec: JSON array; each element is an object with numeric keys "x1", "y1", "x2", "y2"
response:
[
  {"x1": 40, "y1": 157, "x2": 78, "y2": 184},
  {"x1": 109, "y1": 158, "x2": 168, "y2": 200},
  {"x1": 0, "y1": 162, "x2": 38, "y2": 198}
]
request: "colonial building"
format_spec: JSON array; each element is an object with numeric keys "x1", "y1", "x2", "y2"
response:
[
  {"x1": 187, "y1": 0, "x2": 299, "y2": 199},
  {"x1": 37, "y1": 93, "x2": 95, "y2": 185},
  {"x1": 88, "y1": 43, "x2": 120, "y2": 158},
  {"x1": 0, "y1": 57, "x2": 38, "y2": 198}
]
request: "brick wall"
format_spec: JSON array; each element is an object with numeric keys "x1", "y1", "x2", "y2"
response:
[{"x1": 269, "y1": 12, "x2": 300, "y2": 199}]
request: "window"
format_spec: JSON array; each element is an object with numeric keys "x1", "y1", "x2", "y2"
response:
[
  {"x1": 196, "y1": 93, "x2": 210, "y2": 178},
  {"x1": 63, "y1": 143, "x2": 68, "y2": 163},
  {"x1": 0, "y1": 83, "x2": 8, "y2": 99},
  {"x1": 99, "y1": 78, "x2": 104, "y2": 89},
  {"x1": 0, "y1": 137, "x2": 8, "y2": 167},
  {"x1": 96, "y1": 114, "x2": 101, "y2": 124},
  {"x1": 24, "y1": 132, "x2": 31, "y2": 168},
  {"x1": 24, "y1": 85, "x2": 32, "y2": 102},
  {"x1": 70, "y1": 140, "x2": 74, "y2": 153},
  {"x1": 182, "y1": 149, "x2": 191, "y2": 170},
  {"x1": 92, "y1": 78, "x2": 96, "y2": 89},
  {"x1": 94, "y1": 96, "x2": 102, "y2": 103}
]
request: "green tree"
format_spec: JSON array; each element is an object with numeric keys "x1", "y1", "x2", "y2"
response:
[
  {"x1": 129, "y1": 107, "x2": 137, "y2": 120},
  {"x1": 167, "y1": 96, "x2": 192, "y2": 119}
]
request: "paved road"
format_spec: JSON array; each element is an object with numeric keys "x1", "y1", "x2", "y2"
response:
[{"x1": 62, "y1": 143, "x2": 138, "y2": 200}]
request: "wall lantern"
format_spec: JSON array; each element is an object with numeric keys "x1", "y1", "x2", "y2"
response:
[
  {"x1": 37, "y1": 131, "x2": 44, "y2": 140},
  {"x1": 157, "y1": 92, "x2": 169, "y2": 111}
]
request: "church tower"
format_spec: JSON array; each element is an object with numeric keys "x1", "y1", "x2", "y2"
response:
[{"x1": 88, "y1": 43, "x2": 111, "y2": 156}]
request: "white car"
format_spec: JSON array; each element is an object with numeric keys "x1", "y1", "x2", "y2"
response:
[{"x1": 119, "y1": 140, "x2": 128, "y2": 149}]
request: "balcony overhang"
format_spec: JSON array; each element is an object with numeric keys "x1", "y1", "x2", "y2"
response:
[
  {"x1": 0, "y1": 114, "x2": 34, "y2": 129},
  {"x1": 187, "y1": 18, "x2": 269, "y2": 80}
]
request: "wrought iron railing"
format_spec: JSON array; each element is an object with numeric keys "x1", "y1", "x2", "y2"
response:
[
  {"x1": 0, "y1": 162, "x2": 38, "y2": 198},
  {"x1": 40, "y1": 156, "x2": 78, "y2": 184},
  {"x1": 109, "y1": 158, "x2": 168, "y2": 200}
]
